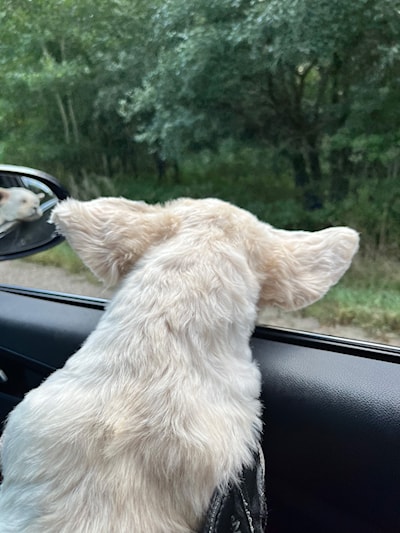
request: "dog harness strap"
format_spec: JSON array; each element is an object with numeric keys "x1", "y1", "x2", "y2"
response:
[{"x1": 200, "y1": 444, "x2": 267, "y2": 533}]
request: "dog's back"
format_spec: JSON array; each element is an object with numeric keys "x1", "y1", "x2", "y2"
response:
[{"x1": 0, "y1": 197, "x2": 358, "y2": 532}]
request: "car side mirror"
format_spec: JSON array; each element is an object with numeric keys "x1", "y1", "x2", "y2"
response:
[{"x1": 0, "y1": 165, "x2": 69, "y2": 260}]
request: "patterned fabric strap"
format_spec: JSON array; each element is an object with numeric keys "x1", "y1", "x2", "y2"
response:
[{"x1": 200, "y1": 444, "x2": 267, "y2": 533}]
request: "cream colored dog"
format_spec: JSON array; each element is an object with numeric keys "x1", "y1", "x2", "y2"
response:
[
  {"x1": 0, "y1": 187, "x2": 43, "y2": 227},
  {"x1": 0, "y1": 197, "x2": 359, "y2": 532}
]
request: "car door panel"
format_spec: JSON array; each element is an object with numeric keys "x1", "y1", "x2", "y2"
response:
[
  {"x1": 0, "y1": 290, "x2": 104, "y2": 423},
  {"x1": 253, "y1": 337, "x2": 400, "y2": 532},
  {"x1": 1, "y1": 290, "x2": 103, "y2": 368},
  {"x1": 0, "y1": 288, "x2": 399, "y2": 532}
]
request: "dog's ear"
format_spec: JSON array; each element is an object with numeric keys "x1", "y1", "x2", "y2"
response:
[
  {"x1": 51, "y1": 198, "x2": 178, "y2": 286},
  {"x1": 257, "y1": 226, "x2": 359, "y2": 311},
  {"x1": 0, "y1": 188, "x2": 11, "y2": 205}
]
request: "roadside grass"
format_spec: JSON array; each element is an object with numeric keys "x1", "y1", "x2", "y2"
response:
[
  {"x1": 24, "y1": 242, "x2": 400, "y2": 339},
  {"x1": 24, "y1": 241, "x2": 95, "y2": 279},
  {"x1": 301, "y1": 256, "x2": 400, "y2": 337},
  {"x1": 23, "y1": 170, "x2": 399, "y2": 338}
]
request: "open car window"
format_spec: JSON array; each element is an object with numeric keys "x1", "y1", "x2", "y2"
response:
[{"x1": 0, "y1": 0, "x2": 398, "y2": 350}]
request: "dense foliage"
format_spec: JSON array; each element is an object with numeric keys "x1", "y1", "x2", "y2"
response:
[{"x1": 1, "y1": 0, "x2": 399, "y2": 253}]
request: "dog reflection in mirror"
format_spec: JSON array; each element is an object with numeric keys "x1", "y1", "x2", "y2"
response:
[
  {"x1": 0, "y1": 187, "x2": 44, "y2": 234},
  {"x1": 0, "y1": 197, "x2": 359, "y2": 532}
]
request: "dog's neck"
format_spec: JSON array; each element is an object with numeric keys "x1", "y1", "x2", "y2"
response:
[{"x1": 79, "y1": 242, "x2": 260, "y2": 378}]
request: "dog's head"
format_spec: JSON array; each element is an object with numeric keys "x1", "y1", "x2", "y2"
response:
[
  {"x1": 51, "y1": 197, "x2": 359, "y2": 311},
  {"x1": 0, "y1": 187, "x2": 43, "y2": 224}
]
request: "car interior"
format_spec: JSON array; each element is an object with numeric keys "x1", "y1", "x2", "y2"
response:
[{"x1": 0, "y1": 167, "x2": 399, "y2": 532}]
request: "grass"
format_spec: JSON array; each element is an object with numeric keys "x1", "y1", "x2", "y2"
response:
[
  {"x1": 21, "y1": 170, "x2": 400, "y2": 340},
  {"x1": 302, "y1": 257, "x2": 400, "y2": 337},
  {"x1": 24, "y1": 241, "x2": 98, "y2": 283},
  {"x1": 23, "y1": 241, "x2": 400, "y2": 341}
]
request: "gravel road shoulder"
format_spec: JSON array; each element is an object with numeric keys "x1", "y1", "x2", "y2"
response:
[
  {"x1": 1, "y1": 259, "x2": 399, "y2": 346},
  {"x1": 0, "y1": 259, "x2": 113, "y2": 299}
]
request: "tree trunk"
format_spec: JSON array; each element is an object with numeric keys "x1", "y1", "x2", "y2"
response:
[
  {"x1": 55, "y1": 93, "x2": 70, "y2": 144},
  {"x1": 67, "y1": 95, "x2": 80, "y2": 144},
  {"x1": 329, "y1": 148, "x2": 351, "y2": 201},
  {"x1": 291, "y1": 151, "x2": 322, "y2": 210},
  {"x1": 291, "y1": 152, "x2": 310, "y2": 189},
  {"x1": 307, "y1": 135, "x2": 322, "y2": 182},
  {"x1": 154, "y1": 152, "x2": 166, "y2": 181}
]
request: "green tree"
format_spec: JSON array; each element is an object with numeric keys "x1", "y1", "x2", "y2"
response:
[
  {"x1": 126, "y1": 0, "x2": 400, "y2": 204},
  {"x1": 0, "y1": 0, "x2": 158, "y2": 177}
]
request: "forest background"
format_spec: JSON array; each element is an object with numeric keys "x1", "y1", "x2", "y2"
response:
[{"x1": 1, "y1": 0, "x2": 399, "y2": 340}]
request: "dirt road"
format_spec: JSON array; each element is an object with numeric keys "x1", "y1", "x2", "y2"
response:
[
  {"x1": 1, "y1": 259, "x2": 399, "y2": 346},
  {"x1": 0, "y1": 259, "x2": 113, "y2": 299}
]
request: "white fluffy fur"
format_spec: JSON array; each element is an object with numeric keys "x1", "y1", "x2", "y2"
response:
[
  {"x1": 0, "y1": 187, "x2": 43, "y2": 227},
  {"x1": 0, "y1": 197, "x2": 359, "y2": 532}
]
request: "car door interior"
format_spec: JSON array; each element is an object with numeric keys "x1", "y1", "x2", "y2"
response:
[{"x1": 0, "y1": 287, "x2": 399, "y2": 533}]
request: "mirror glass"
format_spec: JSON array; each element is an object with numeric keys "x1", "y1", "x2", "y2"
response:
[{"x1": 0, "y1": 166, "x2": 68, "y2": 260}]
